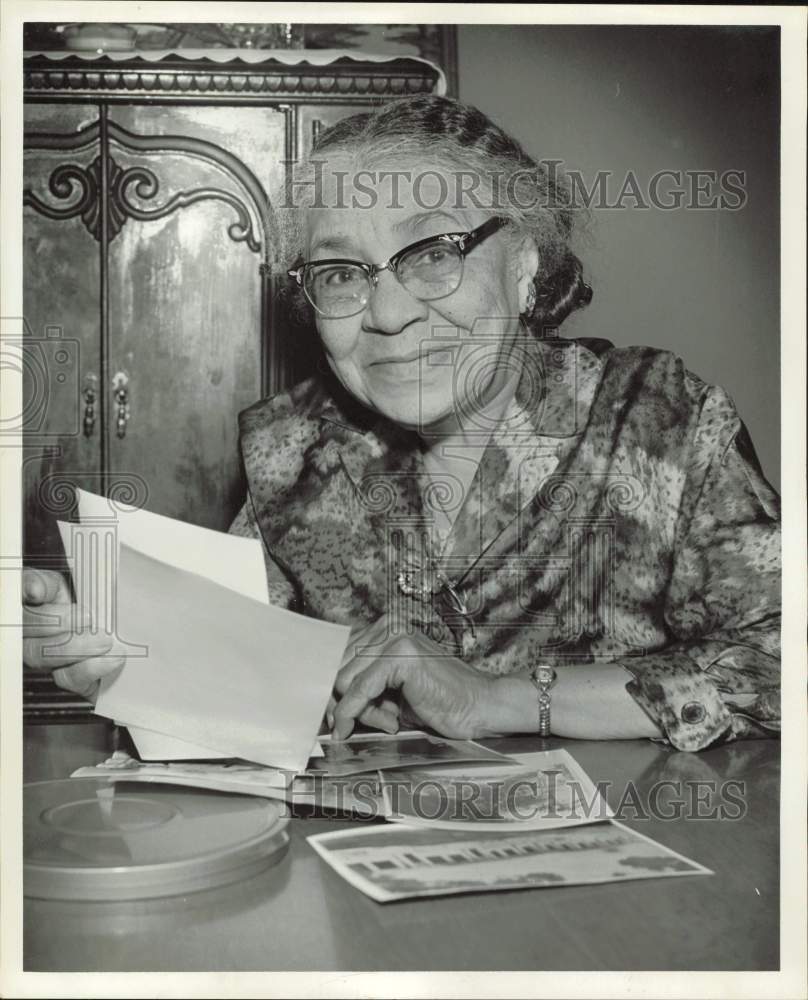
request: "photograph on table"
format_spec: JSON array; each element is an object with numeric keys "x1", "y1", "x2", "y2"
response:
[
  {"x1": 307, "y1": 819, "x2": 713, "y2": 903},
  {"x1": 72, "y1": 750, "x2": 385, "y2": 815},
  {"x1": 308, "y1": 731, "x2": 513, "y2": 777},
  {"x1": 380, "y1": 749, "x2": 612, "y2": 830}
]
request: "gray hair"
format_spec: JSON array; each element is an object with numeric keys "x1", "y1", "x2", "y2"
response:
[{"x1": 278, "y1": 95, "x2": 592, "y2": 330}]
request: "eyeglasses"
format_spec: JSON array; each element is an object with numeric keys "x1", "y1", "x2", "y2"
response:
[{"x1": 287, "y1": 216, "x2": 508, "y2": 319}]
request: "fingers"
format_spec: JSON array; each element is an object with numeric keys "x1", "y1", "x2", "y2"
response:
[
  {"x1": 327, "y1": 691, "x2": 399, "y2": 735},
  {"x1": 335, "y1": 656, "x2": 364, "y2": 697},
  {"x1": 357, "y1": 702, "x2": 400, "y2": 735},
  {"x1": 377, "y1": 696, "x2": 401, "y2": 717},
  {"x1": 399, "y1": 699, "x2": 424, "y2": 730},
  {"x1": 336, "y1": 615, "x2": 395, "y2": 694},
  {"x1": 23, "y1": 628, "x2": 115, "y2": 671},
  {"x1": 339, "y1": 613, "x2": 391, "y2": 665},
  {"x1": 22, "y1": 568, "x2": 70, "y2": 606},
  {"x1": 23, "y1": 602, "x2": 92, "y2": 638},
  {"x1": 339, "y1": 624, "x2": 362, "y2": 670},
  {"x1": 56, "y1": 675, "x2": 100, "y2": 702},
  {"x1": 333, "y1": 660, "x2": 405, "y2": 740},
  {"x1": 52, "y1": 655, "x2": 124, "y2": 701}
]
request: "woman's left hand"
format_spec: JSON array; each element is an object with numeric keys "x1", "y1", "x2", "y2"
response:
[{"x1": 331, "y1": 630, "x2": 499, "y2": 741}]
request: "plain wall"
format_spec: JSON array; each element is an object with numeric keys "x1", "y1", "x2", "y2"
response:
[{"x1": 457, "y1": 24, "x2": 780, "y2": 490}]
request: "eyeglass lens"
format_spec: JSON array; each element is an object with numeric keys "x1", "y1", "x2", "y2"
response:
[{"x1": 304, "y1": 238, "x2": 464, "y2": 318}]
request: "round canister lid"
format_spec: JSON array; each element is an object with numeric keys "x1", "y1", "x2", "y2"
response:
[{"x1": 24, "y1": 778, "x2": 289, "y2": 901}]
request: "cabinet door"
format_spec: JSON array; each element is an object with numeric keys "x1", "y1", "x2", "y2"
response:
[
  {"x1": 23, "y1": 104, "x2": 103, "y2": 562},
  {"x1": 22, "y1": 104, "x2": 107, "y2": 719},
  {"x1": 105, "y1": 105, "x2": 287, "y2": 530}
]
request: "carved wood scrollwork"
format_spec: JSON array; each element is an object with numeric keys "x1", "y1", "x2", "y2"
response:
[{"x1": 23, "y1": 119, "x2": 274, "y2": 263}]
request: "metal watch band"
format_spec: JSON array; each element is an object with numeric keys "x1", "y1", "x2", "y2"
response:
[{"x1": 530, "y1": 665, "x2": 556, "y2": 737}]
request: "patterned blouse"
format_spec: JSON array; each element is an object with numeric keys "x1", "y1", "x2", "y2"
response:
[{"x1": 230, "y1": 335, "x2": 780, "y2": 752}]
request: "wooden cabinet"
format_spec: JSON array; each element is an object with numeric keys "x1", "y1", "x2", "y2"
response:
[{"x1": 21, "y1": 50, "x2": 441, "y2": 719}]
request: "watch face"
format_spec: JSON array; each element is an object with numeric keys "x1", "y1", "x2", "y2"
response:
[{"x1": 535, "y1": 665, "x2": 555, "y2": 687}]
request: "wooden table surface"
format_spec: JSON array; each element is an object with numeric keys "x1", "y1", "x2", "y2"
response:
[{"x1": 23, "y1": 723, "x2": 779, "y2": 972}]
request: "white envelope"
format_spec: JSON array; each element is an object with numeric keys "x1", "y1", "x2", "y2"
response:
[
  {"x1": 59, "y1": 488, "x2": 271, "y2": 762},
  {"x1": 57, "y1": 491, "x2": 346, "y2": 771},
  {"x1": 113, "y1": 724, "x2": 232, "y2": 761},
  {"x1": 94, "y1": 544, "x2": 347, "y2": 772},
  {"x1": 119, "y1": 724, "x2": 324, "y2": 762},
  {"x1": 74, "y1": 488, "x2": 269, "y2": 603}
]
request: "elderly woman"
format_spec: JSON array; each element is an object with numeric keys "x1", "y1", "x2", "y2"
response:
[{"x1": 23, "y1": 96, "x2": 780, "y2": 753}]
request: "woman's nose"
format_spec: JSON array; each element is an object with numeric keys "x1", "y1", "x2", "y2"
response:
[{"x1": 362, "y1": 270, "x2": 428, "y2": 336}]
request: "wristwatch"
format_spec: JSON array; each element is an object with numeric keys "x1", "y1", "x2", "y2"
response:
[{"x1": 529, "y1": 664, "x2": 557, "y2": 737}]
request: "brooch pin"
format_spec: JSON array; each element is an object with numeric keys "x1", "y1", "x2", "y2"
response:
[
  {"x1": 396, "y1": 563, "x2": 435, "y2": 603},
  {"x1": 396, "y1": 559, "x2": 477, "y2": 657}
]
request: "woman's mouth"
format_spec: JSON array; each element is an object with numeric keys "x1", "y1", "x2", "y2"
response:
[
  {"x1": 369, "y1": 351, "x2": 422, "y2": 366},
  {"x1": 369, "y1": 346, "x2": 452, "y2": 367}
]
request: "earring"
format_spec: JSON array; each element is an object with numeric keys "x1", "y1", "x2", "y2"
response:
[{"x1": 523, "y1": 284, "x2": 536, "y2": 315}]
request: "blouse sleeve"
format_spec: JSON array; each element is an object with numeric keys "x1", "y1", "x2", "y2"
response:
[
  {"x1": 229, "y1": 495, "x2": 296, "y2": 610},
  {"x1": 619, "y1": 386, "x2": 781, "y2": 752}
]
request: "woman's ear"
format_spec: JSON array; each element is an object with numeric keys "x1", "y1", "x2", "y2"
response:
[{"x1": 516, "y1": 236, "x2": 540, "y2": 313}]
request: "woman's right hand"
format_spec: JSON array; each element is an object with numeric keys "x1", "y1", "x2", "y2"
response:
[
  {"x1": 23, "y1": 567, "x2": 124, "y2": 701},
  {"x1": 324, "y1": 614, "x2": 402, "y2": 735}
]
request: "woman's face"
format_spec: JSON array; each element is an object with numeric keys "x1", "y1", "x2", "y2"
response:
[{"x1": 303, "y1": 158, "x2": 538, "y2": 434}]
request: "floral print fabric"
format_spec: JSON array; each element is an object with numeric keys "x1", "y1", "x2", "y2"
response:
[{"x1": 231, "y1": 337, "x2": 780, "y2": 752}]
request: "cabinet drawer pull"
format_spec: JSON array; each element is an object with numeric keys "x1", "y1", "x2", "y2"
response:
[
  {"x1": 82, "y1": 373, "x2": 97, "y2": 437},
  {"x1": 112, "y1": 370, "x2": 130, "y2": 439}
]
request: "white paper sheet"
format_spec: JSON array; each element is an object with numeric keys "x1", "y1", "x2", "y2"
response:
[
  {"x1": 74, "y1": 488, "x2": 269, "y2": 602},
  {"x1": 92, "y1": 544, "x2": 347, "y2": 771},
  {"x1": 57, "y1": 491, "x2": 346, "y2": 770},
  {"x1": 122, "y1": 724, "x2": 324, "y2": 762},
  {"x1": 59, "y1": 489, "x2": 272, "y2": 761},
  {"x1": 110, "y1": 723, "x2": 231, "y2": 761}
]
